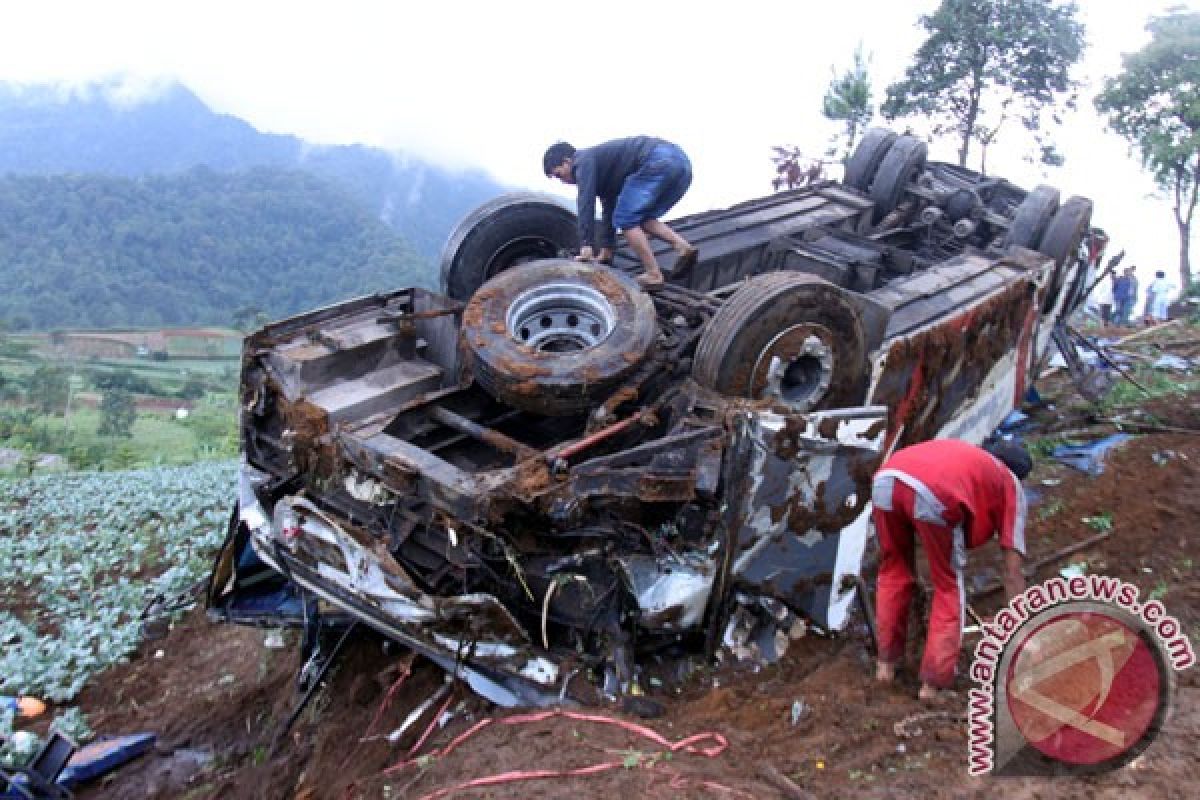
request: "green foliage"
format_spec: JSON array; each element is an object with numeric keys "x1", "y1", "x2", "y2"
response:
[
  {"x1": 26, "y1": 365, "x2": 69, "y2": 414},
  {"x1": 1098, "y1": 368, "x2": 1199, "y2": 412},
  {"x1": 98, "y1": 390, "x2": 137, "y2": 438},
  {"x1": 882, "y1": 0, "x2": 1085, "y2": 169},
  {"x1": 1037, "y1": 499, "x2": 1064, "y2": 520},
  {"x1": 822, "y1": 44, "x2": 875, "y2": 159},
  {"x1": 1094, "y1": 11, "x2": 1199, "y2": 291},
  {"x1": 0, "y1": 462, "x2": 234, "y2": 701},
  {"x1": 180, "y1": 406, "x2": 238, "y2": 460},
  {"x1": 176, "y1": 377, "x2": 207, "y2": 400},
  {"x1": 0, "y1": 167, "x2": 433, "y2": 331},
  {"x1": 92, "y1": 368, "x2": 156, "y2": 395},
  {"x1": 1082, "y1": 511, "x2": 1113, "y2": 533}
]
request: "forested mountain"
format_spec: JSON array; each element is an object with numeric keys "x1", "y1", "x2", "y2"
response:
[
  {"x1": 0, "y1": 168, "x2": 430, "y2": 330},
  {"x1": 0, "y1": 81, "x2": 507, "y2": 257}
]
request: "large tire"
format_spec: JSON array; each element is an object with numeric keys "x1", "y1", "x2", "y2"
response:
[
  {"x1": 440, "y1": 193, "x2": 579, "y2": 302},
  {"x1": 692, "y1": 272, "x2": 868, "y2": 411},
  {"x1": 462, "y1": 260, "x2": 656, "y2": 416},
  {"x1": 1038, "y1": 195, "x2": 1093, "y2": 313},
  {"x1": 869, "y1": 135, "x2": 927, "y2": 222},
  {"x1": 1005, "y1": 185, "x2": 1060, "y2": 249},
  {"x1": 843, "y1": 128, "x2": 897, "y2": 192}
]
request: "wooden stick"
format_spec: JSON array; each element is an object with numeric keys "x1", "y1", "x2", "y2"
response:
[
  {"x1": 1116, "y1": 319, "x2": 1183, "y2": 345},
  {"x1": 970, "y1": 531, "x2": 1114, "y2": 599},
  {"x1": 759, "y1": 765, "x2": 818, "y2": 800}
]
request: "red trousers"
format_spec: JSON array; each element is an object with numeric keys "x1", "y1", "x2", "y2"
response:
[{"x1": 873, "y1": 481, "x2": 965, "y2": 688}]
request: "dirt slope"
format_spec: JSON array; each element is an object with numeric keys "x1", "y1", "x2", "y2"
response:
[{"x1": 58, "y1": 331, "x2": 1200, "y2": 799}]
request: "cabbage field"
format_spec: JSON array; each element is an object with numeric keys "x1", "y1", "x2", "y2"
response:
[{"x1": 0, "y1": 462, "x2": 234, "y2": 707}]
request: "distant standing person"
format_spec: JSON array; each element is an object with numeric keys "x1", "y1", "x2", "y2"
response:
[
  {"x1": 1112, "y1": 266, "x2": 1136, "y2": 326},
  {"x1": 871, "y1": 439, "x2": 1031, "y2": 700},
  {"x1": 1090, "y1": 272, "x2": 1115, "y2": 325},
  {"x1": 1145, "y1": 270, "x2": 1176, "y2": 323},
  {"x1": 544, "y1": 136, "x2": 698, "y2": 286}
]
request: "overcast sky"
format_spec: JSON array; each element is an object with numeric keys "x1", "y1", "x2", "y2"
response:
[{"x1": 1, "y1": 0, "x2": 1195, "y2": 290}]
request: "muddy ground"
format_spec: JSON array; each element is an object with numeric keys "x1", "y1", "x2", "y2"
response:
[{"x1": 40, "y1": 325, "x2": 1200, "y2": 798}]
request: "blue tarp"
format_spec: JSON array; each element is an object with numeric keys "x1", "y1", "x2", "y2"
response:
[
  {"x1": 57, "y1": 733, "x2": 156, "y2": 788},
  {"x1": 1051, "y1": 434, "x2": 1133, "y2": 476}
]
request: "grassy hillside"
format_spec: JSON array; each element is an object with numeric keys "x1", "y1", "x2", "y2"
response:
[{"x1": 0, "y1": 167, "x2": 435, "y2": 330}]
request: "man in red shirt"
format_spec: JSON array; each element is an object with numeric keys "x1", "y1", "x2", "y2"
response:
[{"x1": 871, "y1": 439, "x2": 1031, "y2": 700}]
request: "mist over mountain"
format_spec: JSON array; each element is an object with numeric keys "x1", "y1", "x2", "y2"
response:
[
  {"x1": 0, "y1": 80, "x2": 507, "y2": 257},
  {"x1": 0, "y1": 79, "x2": 513, "y2": 330},
  {"x1": 0, "y1": 167, "x2": 428, "y2": 330}
]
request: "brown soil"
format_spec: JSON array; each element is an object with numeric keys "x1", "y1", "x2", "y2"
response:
[{"x1": 49, "y1": 331, "x2": 1200, "y2": 799}]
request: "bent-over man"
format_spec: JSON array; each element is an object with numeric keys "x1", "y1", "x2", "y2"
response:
[{"x1": 871, "y1": 438, "x2": 1031, "y2": 700}]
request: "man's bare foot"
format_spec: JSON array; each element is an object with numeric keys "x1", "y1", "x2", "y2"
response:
[
  {"x1": 637, "y1": 269, "x2": 664, "y2": 287},
  {"x1": 918, "y1": 684, "x2": 957, "y2": 703},
  {"x1": 674, "y1": 245, "x2": 699, "y2": 271},
  {"x1": 876, "y1": 661, "x2": 896, "y2": 683}
]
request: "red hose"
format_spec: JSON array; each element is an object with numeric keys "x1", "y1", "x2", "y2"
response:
[{"x1": 381, "y1": 707, "x2": 734, "y2": 799}]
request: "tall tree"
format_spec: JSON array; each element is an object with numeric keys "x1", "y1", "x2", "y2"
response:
[
  {"x1": 27, "y1": 365, "x2": 69, "y2": 415},
  {"x1": 98, "y1": 390, "x2": 137, "y2": 438},
  {"x1": 1095, "y1": 11, "x2": 1200, "y2": 293},
  {"x1": 823, "y1": 45, "x2": 875, "y2": 159},
  {"x1": 882, "y1": 0, "x2": 1085, "y2": 170}
]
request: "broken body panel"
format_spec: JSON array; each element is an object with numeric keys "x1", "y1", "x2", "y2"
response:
[{"x1": 209, "y1": 136, "x2": 1089, "y2": 709}]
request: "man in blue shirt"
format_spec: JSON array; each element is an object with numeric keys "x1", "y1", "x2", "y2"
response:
[
  {"x1": 1112, "y1": 266, "x2": 1138, "y2": 326},
  {"x1": 544, "y1": 136, "x2": 697, "y2": 286}
]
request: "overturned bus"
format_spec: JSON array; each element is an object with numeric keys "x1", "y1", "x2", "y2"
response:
[{"x1": 207, "y1": 129, "x2": 1101, "y2": 711}]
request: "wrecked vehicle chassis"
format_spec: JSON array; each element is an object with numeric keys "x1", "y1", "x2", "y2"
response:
[{"x1": 209, "y1": 131, "x2": 1095, "y2": 711}]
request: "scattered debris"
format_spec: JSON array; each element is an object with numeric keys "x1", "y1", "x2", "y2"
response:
[
  {"x1": 386, "y1": 682, "x2": 452, "y2": 745},
  {"x1": 790, "y1": 698, "x2": 812, "y2": 728},
  {"x1": 0, "y1": 698, "x2": 45, "y2": 720},
  {"x1": 1152, "y1": 354, "x2": 1193, "y2": 371},
  {"x1": 1051, "y1": 434, "x2": 1133, "y2": 475},
  {"x1": 893, "y1": 711, "x2": 965, "y2": 739},
  {"x1": 56, "y1": 733, "x2": 157, "y2": 788}
]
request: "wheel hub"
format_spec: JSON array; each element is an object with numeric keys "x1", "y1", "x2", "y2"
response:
[
  {"x1": 753, "y1": 326, "x2": 836, "y2": 411},
  {"x1": 506, "y1": 282, "x2": 616, "y2": 352}
]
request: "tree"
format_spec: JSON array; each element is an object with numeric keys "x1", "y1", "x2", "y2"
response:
[
  {"x1": 27, "y1": 365, "x2": 69, "y2": 415},
  {"x1": 769, "y1": 147, "x2": 828, "y2": 191},
  {"x1": 823, "y1": 44, "x2": 875, "y2": 159},
  {"x1": 232, "y1": 305, "x2": 269, "y2": 332},
  {"x1": 882, "y1": 0, "x2": 1085, "y2": 170},
  {"x1": 98, "y1": 389, "x2": 137, "y2": 438},
  {"x1": 1095, "y1": 11, "x2": 1200, "y2": 293}
]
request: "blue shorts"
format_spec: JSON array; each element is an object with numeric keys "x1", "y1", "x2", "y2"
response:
[{"x1": 613, "y1": 142, "x2": 692, "y2": 231}]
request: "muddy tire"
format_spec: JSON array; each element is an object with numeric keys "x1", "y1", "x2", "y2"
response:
[
  {"x1": 869, "y1": 135, "x2": 927, "y2": 222},
  {"x1": 440, "y1": 193, "x2": 579, "y2": 302},
  {"x1": 1039, "y1": 195, "x2": 1093, "y2": 313},
  {"x1": 463, "y1": 260, "x2": 657, "y2": 416},
  {"x1": 692, "y1": 272, "x2": 868, "y2": 411},
  {"x1": 844, "y1": 128, "x2": 898, "y2": 192},
  {"x1": 1005, "y1": 185, "x2": 1060, "y2": 250}
]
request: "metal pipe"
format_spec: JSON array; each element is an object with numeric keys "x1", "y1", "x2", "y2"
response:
[
  {"x1": 549, "y1": 412, "x2": 646, "y2": 462},
  {"x1": 429, "y1": 407, "x2": 537, "y2": 460}
]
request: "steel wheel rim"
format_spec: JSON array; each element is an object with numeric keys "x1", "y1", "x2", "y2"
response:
[{"x1": 506, "y1": 282, "x2": 616, "y2": 352}]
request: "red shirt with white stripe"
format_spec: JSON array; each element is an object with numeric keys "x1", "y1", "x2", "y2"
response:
[{"x1": 878, "y1": 439, "x2": 1027, "y2": 554}]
